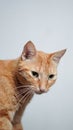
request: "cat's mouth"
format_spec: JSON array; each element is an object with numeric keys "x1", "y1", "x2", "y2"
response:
[
  {"x1": 31, "y1": 86, "x2": 48, "y2": 94},
  {"x1": 35, "y1": 91, "x2": 45, "y2": 94},
  {"x1": 35, "y1": 90, "x2": 48, "y2": 94}
]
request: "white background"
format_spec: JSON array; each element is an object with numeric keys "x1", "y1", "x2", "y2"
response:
[{"x1": 0, "y1": 0, "x2": 73, "y2": 130}]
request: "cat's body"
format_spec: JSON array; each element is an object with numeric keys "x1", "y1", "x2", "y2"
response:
[{"x1": 0, "y1": 41, "x2": 66, "y2": 130}]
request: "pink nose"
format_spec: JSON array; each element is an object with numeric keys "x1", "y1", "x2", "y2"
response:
[{"x1": 40, "y1": 87, "x2": 46, "y2": 93}]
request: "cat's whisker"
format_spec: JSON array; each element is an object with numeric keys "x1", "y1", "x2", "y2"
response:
[
  {"x1": 15, "y1": 85, "x2": 30, "y2": 90},
  {"x1": 20, "y1": 93, "x2": 33, "y2": 106},
  {"x1": 15, "y1": 85, "x2": 34, "y2": 105},
  {"x1": 15, "y1": 87, "x2": 34, "y2": 102},
  {"x1": 16, "y1": 87, "x2": 31, "y2": 94},
  {"x1": 22, "y1": 93, "x2": 33, "y2": 105},
  {"x1": 17, "y1": 85, "x2": 31, "y2": 88},
  {"x1": 20, "y1": 94, "x2": 30, "y2": 104},
  {"x1": 17, "y1": 89, "x2": 33, "y2": 104},
  {"x1": 16, "y1": 90, "x2": 28, "y2": 98},
  {"x1": 15, "y1": 85, "x2": 33, "y2": 93},
  {"x1": 20, "y1": 91, "x2": 34, "y2": 105},
  {"x1": 30, "y1": 85, "x2": 37, "y2": 92},
  {"x1": 16, "y1": 91, "x2": 26, "y2": 97},
  {"x1": 15, "y1": 92, "x2": 30, "y2": 107}
]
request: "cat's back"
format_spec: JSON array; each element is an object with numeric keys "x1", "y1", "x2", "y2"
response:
[
  {"x1": 0, "y1": 59, "x2": 14, "y2": 88},
  {"x1": 0, "y1": 60, "x2": 10, "y2": 75},
  {"x1": 0, "y1": 59, "x2": 17, "y2": 86},
  {"x1": 0, "y1": 60, "x2": 5, "y2": 68},
  {"x1": 0, "y1": 59, "x2": 17, "y2": 74},
  {"x1": 0, "y1": 59, "x2": 17, "y2": 110},
  {"x1": 0, "y1": 60, "x2": 6, "y2": 74}
]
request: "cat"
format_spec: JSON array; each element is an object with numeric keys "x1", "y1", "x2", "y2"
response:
[{"x1": 0, "y1": 41, "x2": 66, "y2": 130}]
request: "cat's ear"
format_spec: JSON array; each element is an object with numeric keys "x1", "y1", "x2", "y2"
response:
[
  {"x1": 51, "y1": 49, "x2": 66, "y2": 64},
  {"x1": 21, "y1": 41, "x2": 36, "y2": 60}
]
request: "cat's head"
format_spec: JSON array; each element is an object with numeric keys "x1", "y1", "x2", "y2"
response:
[{"x1": 18, "y1": 41, "x2": 66, "y2": 94}]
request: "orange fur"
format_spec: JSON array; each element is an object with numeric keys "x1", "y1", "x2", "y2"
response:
[{"x1": 0, "y1": 41, "x2": 66, "y2": 130}]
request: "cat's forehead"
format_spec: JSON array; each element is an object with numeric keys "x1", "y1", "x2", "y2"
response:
[
  {"x1": 37, "y1": 51, "x2": 48, "y2": 57},
  {"x1": 36, "y1": 51, "x2": 53, "y2": 65},
  {"x1": 32, "y1": 51, "x2": 53, "y2": 69},
  {"x1": 20, "y1": 51, "x2": 56, "y2": 73},
  {"x1": 37, "y1": 51, "x2": 55, "y2": 65},
  {"x1": 23, "y1": 51, "x2": 51, "y2": 66},
  {"x1": 37, "y1": 51, "x2": 49, "y2": 61}
]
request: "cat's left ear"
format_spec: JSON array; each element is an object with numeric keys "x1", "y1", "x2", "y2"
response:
[
  {"x1": 21, "y1": 41, "x2": 36, "y2": 60},
  {"x1": 51, "y1": 49, "x2": 66, "y2": 64}
]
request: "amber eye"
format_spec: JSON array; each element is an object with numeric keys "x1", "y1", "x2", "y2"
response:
[
  {"x1": 31, "y1": 71, "x2": 39, "y2": 78},
  {"x1": 48, "y1": 74, "x2": 55, "y2": 79}
]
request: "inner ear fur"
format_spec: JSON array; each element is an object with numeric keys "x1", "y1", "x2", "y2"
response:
[
  {"x1": 51, "y1": 49, "x2": 66, "y2": 64},
  {"x1": 21, "y1": 41, "x2": 36, "y2": 60}
]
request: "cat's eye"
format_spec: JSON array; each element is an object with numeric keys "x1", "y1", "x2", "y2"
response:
[
  {"x1": 31, "y1": 71, "x2": 39, "y2": 78},
  {"x1": 48, "y1": 74, "x2": 55, "y2": 79}
]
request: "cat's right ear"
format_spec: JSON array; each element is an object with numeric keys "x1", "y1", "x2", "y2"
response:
[
  {"x1": 51, "y1": 49, "x2": 66, "y2": 64},
  {"x1": 21, "y1": 41, "x2": 36, "y2": 60}
]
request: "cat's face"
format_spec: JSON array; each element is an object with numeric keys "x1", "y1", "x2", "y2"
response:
[{"x1": 18, "y1": 41, "x2": 66, "y2": 94}]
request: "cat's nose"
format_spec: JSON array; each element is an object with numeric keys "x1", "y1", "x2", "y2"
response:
[{"x1": 40, "y1": 87, "x2": 46, "y2": 93}]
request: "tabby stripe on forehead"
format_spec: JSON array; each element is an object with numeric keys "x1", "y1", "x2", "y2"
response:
[{"x1": 18, "y1": 68, "x2": 28, "y2": 72}]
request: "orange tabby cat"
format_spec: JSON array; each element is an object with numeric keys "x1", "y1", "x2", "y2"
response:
[{"x1": 0, "y1": 41, "x2": 66, "y2": 130}]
